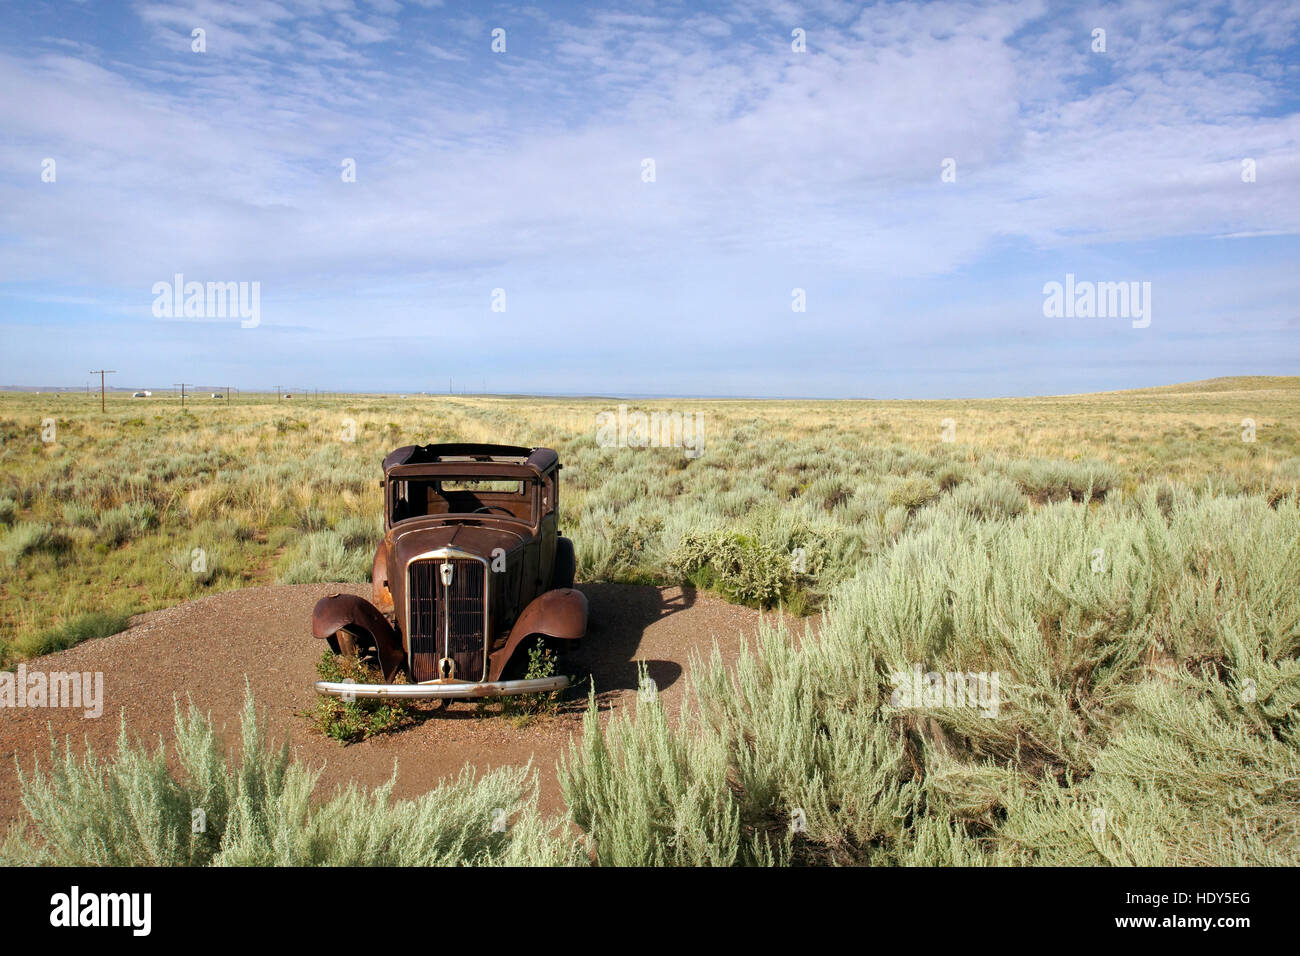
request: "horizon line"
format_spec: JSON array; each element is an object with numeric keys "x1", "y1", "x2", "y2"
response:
[{"x1": 1, "y1": 374, "x2": 1296, "y2": 404}]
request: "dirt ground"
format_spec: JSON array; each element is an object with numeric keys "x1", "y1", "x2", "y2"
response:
[{"x1": 0, "y1": 582, "x2": 813, "y2": 830}]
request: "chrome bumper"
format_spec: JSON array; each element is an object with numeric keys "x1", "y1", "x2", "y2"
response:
[{"x1": 315, "y1": 675, "x2": 569, "y2": 700}]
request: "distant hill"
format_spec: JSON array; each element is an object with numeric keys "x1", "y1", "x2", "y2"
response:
[{"x1": 1114, "y1": 376, "x2": 1300, "y2": 395}]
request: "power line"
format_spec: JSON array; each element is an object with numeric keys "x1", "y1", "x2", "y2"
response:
[
  {"x1": 173, "y1": 382, "x2": 192, "y2": 409},
  {"x1": 89, "y1": 369, "x2": 116, "y2": 413}
]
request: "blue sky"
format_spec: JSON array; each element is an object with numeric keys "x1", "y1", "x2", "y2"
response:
[{"x1": 0, "y1": 0, "x2": 1297, "y2": 397}]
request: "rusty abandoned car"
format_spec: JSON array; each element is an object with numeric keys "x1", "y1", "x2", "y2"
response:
[{"x1": 311, "y1": 444, "x2": 587, "y2": 699}]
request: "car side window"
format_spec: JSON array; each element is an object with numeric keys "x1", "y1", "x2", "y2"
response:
[{"x1": 390, "y1": 480, "x2": 411, "y2": 522}]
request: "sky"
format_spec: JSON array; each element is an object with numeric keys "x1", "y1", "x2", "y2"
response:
[{"x1": 0, "y1": 0, "x2": 1297, "y2": 398}]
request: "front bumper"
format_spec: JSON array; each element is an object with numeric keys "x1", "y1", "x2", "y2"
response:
[{"x1": 315, "y1": 675, "x2": 569, "y2": 700}]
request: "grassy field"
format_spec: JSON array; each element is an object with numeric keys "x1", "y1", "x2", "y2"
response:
[
  {"x1": 3, "y1": 377, "x2": 1299, "y2": 865},
  {"x1": 2, "y1": 377, "x2": 1297, "y2": 661}
]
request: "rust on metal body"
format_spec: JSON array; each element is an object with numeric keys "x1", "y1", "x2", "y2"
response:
[
  {"x1": 311, "y1": 592, "x2": 406, "y2": 682},
  {"x1": 309, "y1": 443, "x2": 587, "y2": 701},
  {"x1": 488, "y1": 587, "x2": 587, "y2": 681}
]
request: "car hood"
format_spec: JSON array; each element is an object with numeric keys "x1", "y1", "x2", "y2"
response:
[{"x1": 389, "y1": 518, "x2": 525, "y2": 567}]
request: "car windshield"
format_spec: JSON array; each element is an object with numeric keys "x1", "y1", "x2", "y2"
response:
[{"x1": 389, "y1": 476, "x2": 534, "y2": 523}]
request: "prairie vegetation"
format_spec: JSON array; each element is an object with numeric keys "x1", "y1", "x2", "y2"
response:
[
  {"x1": 2, "y1": 693, "x2": 579, "y2": 866},
  {"x1": 2, "y1": 377, "x2": 1299, "y2": 865},
  {"x1": 2, "y1": 378, "x2": 1296, "y2": 661}
]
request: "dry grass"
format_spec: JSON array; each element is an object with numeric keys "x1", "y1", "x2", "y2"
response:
[{"x1": 1, "y1": 377, "x2": 1297, "y2": 661}]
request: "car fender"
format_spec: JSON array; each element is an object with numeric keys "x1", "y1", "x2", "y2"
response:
[
  {"x1": 489, "y1": 587, "x2": 588, "y2": 681},
  {"x1": 311, "y1": 592, "x2": 406, "y2": 682}
]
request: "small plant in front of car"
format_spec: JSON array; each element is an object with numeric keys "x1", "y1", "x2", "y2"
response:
[
  {"x1": 305, "y1": 651, "x2": 416, "y2": 743},
  {"x1": 502, "y1": 639, "x2": 562, "y2": 727}
]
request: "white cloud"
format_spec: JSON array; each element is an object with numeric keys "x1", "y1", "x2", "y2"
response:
[{"x1": 0, "y1": 0, "x2": 1296, "y2": 391}]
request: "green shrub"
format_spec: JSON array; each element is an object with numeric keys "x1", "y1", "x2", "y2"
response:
[
  {"x1": 307, "y1": 652, "x2": 417, "y2": 743},
  {"x1": 278, "y1": 531, "x2": 371, "y2": 584},
  {"x1": 996, "y1": 676, "x2": 1300, "y2": 864},
  {"x1": 13, "y1": 610, "x2": 132, "y2": 660},
  {"x1": 1, "y1": 521, "x2": 66, "y2": 567},
  {"x1": 168, "y1": 545, "x2": 224, "y2": 587},
  {"x1": 565, "y1": 493, "x2": 1300, "y2": 865},
  {"x1": 0, "y1": 496, "x2": 16, "y2": 526},
  {"x1": 580, "y1": 514, "x2": 663, "y2": 583},
  {"x1": 804, "y1": 476, "x2": 853, "y2": 511},
  {"x1": 296, "y1": 506, "x2": 330, "y2": 532},
  {"x1": 333, "y1": 514, "x2": 381, "y2": 550},
  {"x1": 1274, "y1": 457, "x2": 1300, "y2": 483},
  {"x1": 946, "y1": 474, "x2": 1028, "y2": 520},
  {"x1": 2, "y1": 690, "x2": 582, "y2": 866},
  {"x1": 502, "y1": 639, "x2": 563, "y2": 725},
  {"x1": 888, "y1": 475, "x2": 940, "y2": 511},
  {"x1": 932, "y1": 463, "x2": 969, "y2": 491},
  {"x1": 96, "y1": 502, "x2": 157, "y2": 547},
  {"x1": 61, "y1": 501, "x2": 97, "y2": 528},
  {"x1": 560, "y1": 678, "x2": 773, "y2": 866},
  {"x1": 305, "y1": 655, "x2": 416, "y2": 743},
  {"x1": 1005, "y1": 459, "x2": 1118, "y2": 502},
  {"x1": 669, "y1": 529, "x2": 796, "y2": 608},
  {"x1": 883, "y1": 504, "x2": 909, "y2": 537}
]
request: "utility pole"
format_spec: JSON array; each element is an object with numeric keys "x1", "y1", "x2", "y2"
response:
[
  {"x1": 173, "y1": 383, "x2": 191, "y2": 409},
  {"x1": 225, "y1": 386, "x2": 231, "y2": 402},
  {"x1": 89, "y1": 369, "x2": 116, "y2": 413},
  {"x1": 275, "y1": 384, "x2": 282, "y2": 402}
]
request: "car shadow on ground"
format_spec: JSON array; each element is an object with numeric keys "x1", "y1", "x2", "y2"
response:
[{"x1": 563, "y1": 582, "x2": 693, "y2": 712}]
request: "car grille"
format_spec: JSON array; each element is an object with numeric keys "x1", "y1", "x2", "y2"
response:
[{"x1": 407, "y1": 558, "x2": 487, "y2": 682}]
